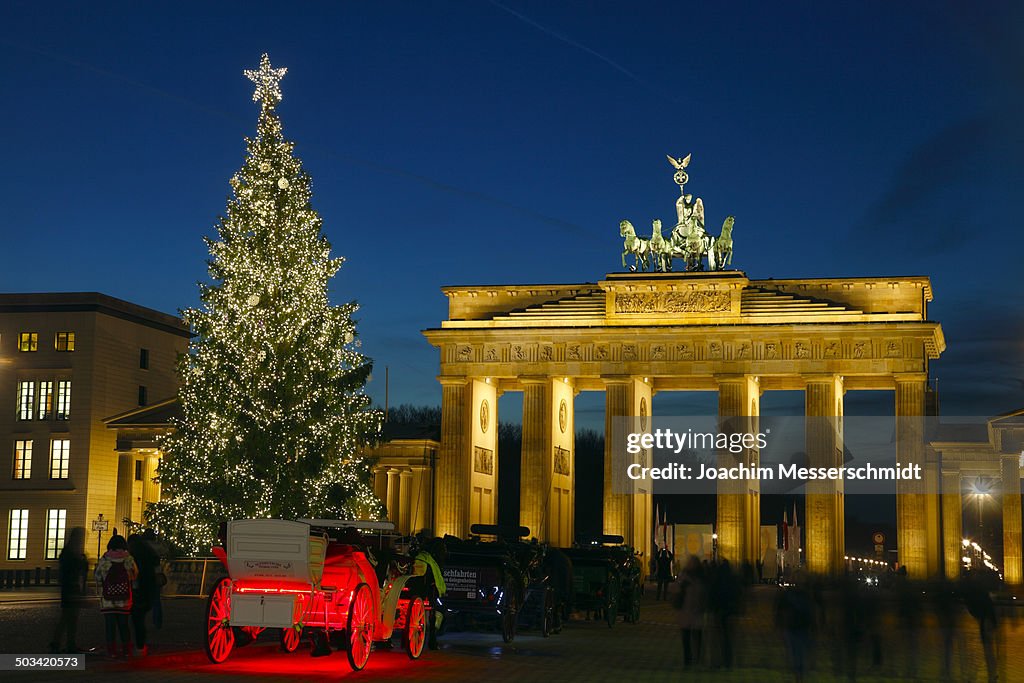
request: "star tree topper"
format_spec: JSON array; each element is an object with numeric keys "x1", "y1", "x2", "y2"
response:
[{"x1": 245, "y1": 53, "x2": 287, "y2": 107}]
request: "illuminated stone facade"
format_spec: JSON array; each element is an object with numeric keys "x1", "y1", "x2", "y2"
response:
[
  {"x1": 0, "y1": 293, "x2": 188, "y2": 569},
  {"x1": 424, "y1": 271, "x2": 947, "y2": 577}
]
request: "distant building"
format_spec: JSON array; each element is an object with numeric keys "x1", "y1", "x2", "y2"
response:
[{"x1": 0, "y1": 293, "x2": 188, "y2": 569}]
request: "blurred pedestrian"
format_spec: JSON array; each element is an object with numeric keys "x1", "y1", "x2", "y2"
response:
[
  {"x1": 655, "y1": 545, "x2": 674, "y2": 600},
  {"x1": 142, "y1": 529, "x2": 167, "y2": 629},
  {"x1": 672, "y1": 556, "x2": 706, "y2": 668},
  {"x1": 127, "y1": 533, "x2": 159, "y2": 656},
  {"x1": 94, "y1": 532, "x2": 137, "y2": 658},
  {"x1": 775, "y1": 573, "x2": 813, "y2": 683},
  {"x1": 49, "y1": 527, "x2": 87, "y2": 654},
  {"x1": 894, "y1": 567, "x2": 922, "y2": 679},
  {"x1": 962, "y1": 569, "x2": 998, "y2": 683},
  {"x1": 711, "y1": 559, "x2": 739, "y2": 668}
]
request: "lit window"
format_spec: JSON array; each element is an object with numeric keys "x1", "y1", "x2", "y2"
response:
[
  {"x1": 45, "y1": 509, "x2": 66, "y2": 560},
  {"x1": 38, "y1": 381, "x2": 53, "y2": 420},
  {"x1": 139, "y1": 348, "x2": 149, "y2": 370},
  {"x1": 18, "y1": 333, "x2": 37, "y2": 352},
  {"x1": 16, "y1": 381, "x2": 34, "y2": 421},
  {"x1": 13, "y1": 440, "x2": 32, "y2": 479},
  {"x1": 7, "y1": 510, "x2": 28, "y2": 560},
  {"x1": 55, "y1": 332, "x2": 75, "y2": 352},
  {"x1": 50, "y1": 439, "x2": 70, "y2": 479},
  {"x1": 138, "y1": 385, "x2": 148, "y2": 407},
  {"x1": 55, "y1": 381, "x2": 71, "y2": 421}
]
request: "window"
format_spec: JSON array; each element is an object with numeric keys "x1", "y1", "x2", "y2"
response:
[
  {"x1": 55, "y1": 381, "x2": 71, "y2": 421},
  {"x1": 134, "y1": 460, "x2": 143, "y2": 481},
  {"x1": 18, "y1": 333, "x2": 37, "y2": 352},
  {"x1": 50, "y1": 439, "x2": 70, "y2": 479},
  {"x1": 13, "y1": 440, "x2": 32, "y2": 479},
  {"x1": 7, "y1": 510, "x2": 28, "y2": 560},
  {"x1": 138, "y1": 385, "x2": 148, "y2": 407},
  {"x1": 139, "y1": 348, "x2": 149, "y2": 370},
  {"x1": 45, "y1": 509, "x2": 66, "y2": 560},
  {"x1": 38, "y1": 381, "x2": 53, "y2": 420},
  {"x1": 55, "y1": 332, "x2": 75, "y2": 352},
  {"x1": 16, "y1": 381, "x2": 34, "y2": 421}
]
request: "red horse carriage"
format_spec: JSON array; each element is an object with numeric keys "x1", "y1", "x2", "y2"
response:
[{"x1": 204, "y1": 519, "x2": 429, "y2": 671}]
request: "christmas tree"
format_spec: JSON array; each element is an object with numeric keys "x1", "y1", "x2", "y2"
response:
[{"x1": 148, "y1": 54, "x2": 382, "y2": 554}]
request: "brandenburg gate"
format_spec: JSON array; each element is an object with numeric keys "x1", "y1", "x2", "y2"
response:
[
  {"x1": 423, "y1": 270, "x2": 946, "y2": 576},
  {"x1": 422, "y1": 155, "x2": 948, "y2": 578}
]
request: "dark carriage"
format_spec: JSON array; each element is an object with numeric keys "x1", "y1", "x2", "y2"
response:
[{"x1": 563, "y1": 535, "x2": 642, "y2": 627}]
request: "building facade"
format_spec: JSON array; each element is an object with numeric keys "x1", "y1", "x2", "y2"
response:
[{"x1": 0, "y1": 293, "x2": 188, "y2": 569}]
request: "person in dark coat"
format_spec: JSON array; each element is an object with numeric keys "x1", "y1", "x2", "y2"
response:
[
  {"x1": 655, "y1": 545, "x2": 674, "y2": 600},
  {"x1": 50, "y1": 527, "x2": 88, "y2": 654},
  {"x1": 127, "y1": 533, "x2": 160, "y2": 656}
]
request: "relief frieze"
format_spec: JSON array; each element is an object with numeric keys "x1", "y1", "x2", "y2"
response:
[{"x1": 614, "y1": 290, "x2": 731, "y2": 314}]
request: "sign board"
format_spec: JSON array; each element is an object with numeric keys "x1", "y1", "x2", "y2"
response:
[
  {"x1": 442, "y1": 567, "x2": 479, "y2": 599},
  {"x1": 872, "y1": 532, "x2": 884, "y2": 545},
  {"x1": 91, "y1": 519, "x2": 109, "y2": 532}
]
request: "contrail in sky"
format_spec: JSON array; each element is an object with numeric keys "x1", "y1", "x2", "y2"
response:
[{"x1": 487, "y1": 0, "x2": 682, "y2": 105}]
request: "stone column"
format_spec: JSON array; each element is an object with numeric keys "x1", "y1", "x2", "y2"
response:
[
  {"x1": 435, "y1": 377, "x2": 469, "y2": 538},
  {"x1": 410, "y1": 465, "x2": 430, "y2": 535},
  {"x1": 399, "y1": 470, "x2": 413, "y2": 535},
  {"x1": 114, "y1": 453, "x2": 134, "y2": 527},
  {"x1": 805, "y1": 375, "x2": 844, "y2": 575},
  {"x1": 716, "y1": 375, "x2": 760, "y2": 564},
  {"x1": 1002, "y1": 455, "x2": 1022, "y2": 585},
  {"x1": 141, "y1": 454, "x2": 160, "y2": 505},
  {"x1": 941, "y1": 469, "x2": 963, "y2": 580},
  {"x1": 373, "y1": 467, "x2": 388, "y2": 505},
  {"x1": 521, "y1": 377, "x2": 552, "y2": 540},
  {"x1": 549, "y1": 378, "x2": 576, "y2": 547},
  {"x1": 603, "y1": 378, "x2": 633, "y2": 541},
  {"x1": 386, "y1": 468, "x2": 401, "y2": 526},
  {"x1": 895, "y1": 373, "x2": 928, "y2": 578}
]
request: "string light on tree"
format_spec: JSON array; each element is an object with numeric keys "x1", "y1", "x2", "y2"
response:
[{"x1": 147, "y1": 54, "x2": 382, "y2": 554}]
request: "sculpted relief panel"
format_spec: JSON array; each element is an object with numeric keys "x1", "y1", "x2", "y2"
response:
[{"x1": 614, "y1": 290, "x2": 731, "y2": 314}]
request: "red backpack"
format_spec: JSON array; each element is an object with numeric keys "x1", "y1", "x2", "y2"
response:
[{"x1": 102, "y1": 559, "x2": 132, "y2": 601}]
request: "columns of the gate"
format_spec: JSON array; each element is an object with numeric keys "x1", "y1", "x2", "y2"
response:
[
  {"x1": 520, "y1": 377, "x2": 576, "y2": 545},
  {"x1": 469, "y1": 378, "x2": 498, "y2": 528},
  {"x1": 1002, "y1": 455, "x2": 1023, "y2": 585},
  {"x1": 896, "y1": 373, "x2": 929, "y2": 578},
  {"x1": 805, "y1": 375, "x2": 844, "y2": 575},
  {"x1": 603, "y1": 377, "x2": 651, "y2": 559},
  {"x1": 716, "y1": 375, "x2": 760, "y2": 565},
  {"x1": 941, "y1": 469, "x2": 962, "y2": 580},
  {"x1": 436, "y1": 377, "x2": 469, "y2": 538}
]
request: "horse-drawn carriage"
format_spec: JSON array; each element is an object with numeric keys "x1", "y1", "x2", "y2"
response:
[
  {"x1": 204, "y1": 519, "x2": 432, "y2": 671},
  {"x1": 437, "y1": 525, "x2": 530, "y2": 642},
  {"x1": 564, "y1": 535, "x2": 643, "y2": 627}
]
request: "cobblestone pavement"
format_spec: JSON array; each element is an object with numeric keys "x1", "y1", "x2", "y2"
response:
[{"x1": 3, "y1": 586, "x2": 1024, "y2": 681}]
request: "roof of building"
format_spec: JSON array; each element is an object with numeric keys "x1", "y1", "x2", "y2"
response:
[
  {"x1": 0, "y1": 292, "x2": 189, "y2": 338},
  {"x1": 104, "y1": 398, "x2": 181, "y2": 428},
  {"x1": 381, "y1": 422, "x2": 441, "y2": 442}
]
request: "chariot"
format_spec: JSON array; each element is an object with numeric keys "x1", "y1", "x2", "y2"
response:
[
  {"x1": 564, "y1": 535, "x2": 642, "y2": 627},
  {"x1": 204, "y1": 519, "x2": 431, "y2": 671}
]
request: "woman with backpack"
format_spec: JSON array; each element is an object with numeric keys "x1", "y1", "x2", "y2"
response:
[{"x1": 94, "y1": 532, "x2": 137, "y2": 658}]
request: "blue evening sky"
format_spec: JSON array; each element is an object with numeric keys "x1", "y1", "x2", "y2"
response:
[{"x1": 1, "y1": 2, "x2": 1021, "y2": 428}]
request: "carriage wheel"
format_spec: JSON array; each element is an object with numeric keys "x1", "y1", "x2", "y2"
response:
[
  {"x1": 541, "y1": 589, "x2": 553, "y2": 638},
  {"x1": 630, "y1": 597, "x2": 640, "y2": 625},
  {"x1": 403, "y1": 597, "x2": 426, "y2": 660},
  {"x1": 280, "y1": 626, "x2": 301, "y2": 653},
  {"x1": 204, "y1": 577, "x2": 235, "y2": 663},
  {"x1": 346, "y1": 583, "x2": 373, "y2": 671}
]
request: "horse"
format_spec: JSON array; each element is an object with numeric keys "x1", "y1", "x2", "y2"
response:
[
  {"x1": 712, "y1": 216, "x2": 734, "y2": 270},
  {"x1": 648, "y1": 219, "x2": 672, "y2": 272},
  {"x1": 620, "y1": 220, "x2": 651, "y2": 272}
]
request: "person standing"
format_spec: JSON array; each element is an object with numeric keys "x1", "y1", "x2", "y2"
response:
[
  {"x1": 49, "y1": 527, "x2": 88, "y2": 654},
  {"x1": 94, "y1": 532, "x2": 137, "y2": 658},
  {"x1": 672, "y1": 556, "x2": 707, "y2": 668},
  {"x1": 655, "y1": 545, "x2": 674, "y2": 600},
  {"x1": 127, "y1": 534, "x2": 159, "y2": 656}
]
